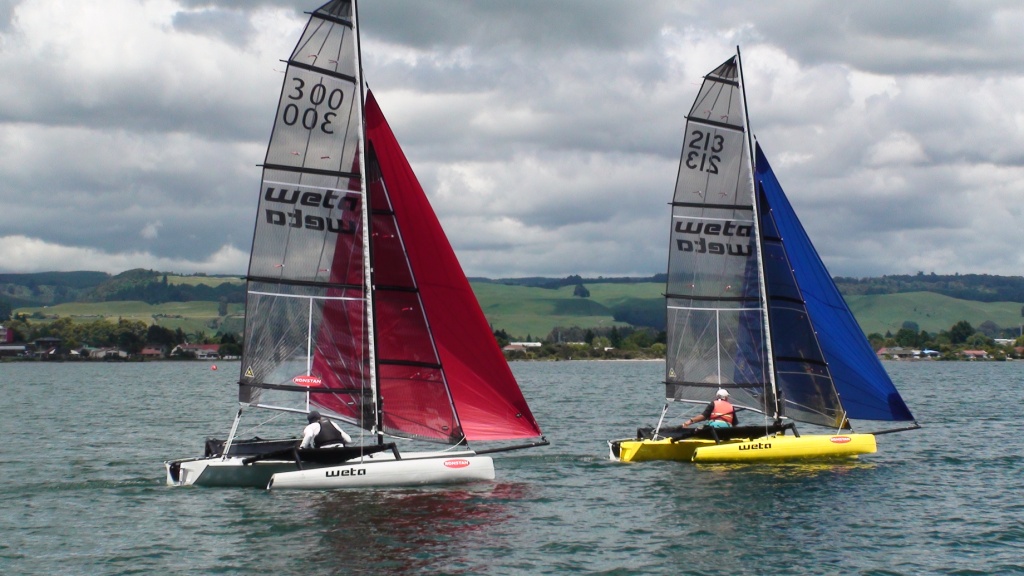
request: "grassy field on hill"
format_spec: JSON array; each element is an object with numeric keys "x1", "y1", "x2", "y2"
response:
[
  {"x1": 472, "y1": 281, "x2": 662, "y2": 339},
  {"x1": 13, "y1": 283, "x2": 1024, "y2": 341},
  {"x1": 846, "y1": 292, "x2": 1024, "y2": 336},
  {"x1": 165, "y1": 274, "x2": 243, "y2": 287},
  {"x1": 15, "y1": 301, "x2": 245, "y2": 337}
]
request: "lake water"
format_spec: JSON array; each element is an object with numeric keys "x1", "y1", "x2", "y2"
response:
[{"x1": 1, "y1": 359, "x2": 1022, "y2": 575}]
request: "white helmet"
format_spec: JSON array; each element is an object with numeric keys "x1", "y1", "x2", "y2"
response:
[{"x1": 715, "y1": 388, "x2": 730, "y2": 399}]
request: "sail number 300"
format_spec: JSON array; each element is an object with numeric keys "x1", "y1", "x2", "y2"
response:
[
  {"x1": 685, "y1": 130, "x2": 724, "y2": 174},
  {"x1": 283, "y1": 78, "x2": 344, "y2": 134}
]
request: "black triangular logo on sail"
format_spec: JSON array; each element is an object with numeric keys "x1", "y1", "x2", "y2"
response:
[{"x1": 244, "y1": 366, "x2": 255, "y2": 378}]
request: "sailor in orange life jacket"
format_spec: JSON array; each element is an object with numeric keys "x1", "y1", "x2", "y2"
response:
[{"x1": 683, "y1": 389, "x2": 738, "y2": 428}]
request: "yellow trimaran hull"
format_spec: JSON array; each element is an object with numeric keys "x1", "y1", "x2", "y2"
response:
[{"x1": 611, "y1": 433, "x2": 876, "y2": 463}]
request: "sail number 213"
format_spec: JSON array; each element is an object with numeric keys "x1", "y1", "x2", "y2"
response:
[
  {"x1": 283, "y1": 78, "x2": 344, "y2": 134},
  {"x1": 685, "y1": 130, "x2": 724, "y2": 174}
]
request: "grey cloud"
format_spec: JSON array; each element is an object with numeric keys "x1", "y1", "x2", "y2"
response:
[
  {"x1": 172, "y1": 7, "x2": 257, "y2": 47},
  {"x1": 2, "y1": 0, "x2": 1024, "y2": 278}
]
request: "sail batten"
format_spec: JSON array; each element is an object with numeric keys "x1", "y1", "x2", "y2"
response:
[
  {"x1": 685, "y1": 117, "x2": 744, "y2": 132},
  {"x1": 243, "y1": 382, "x2": 368, "y2": 394},
  {"x1": 667, "y1": 298, "x2": 759, "y2": 305},
  {"x1": 671, "y1": 203, "x2": 753, "y2": 212},
  {"x1": 248, "y1": 283, "x2": 363, "y2": 293},
  {"x1": 309, "y1": 10, "x2": 353, "y2": 27},
  {"x1": 262, "y1": 163, "x2": 360, "y2": 179},
  {"x1": 284, "y1": 60, "x2": 357, "y2": 84}
]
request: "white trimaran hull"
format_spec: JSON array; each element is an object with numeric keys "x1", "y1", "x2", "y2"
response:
[{"x1": 166, "y1": 450, "x2": 494, "y2": 489}]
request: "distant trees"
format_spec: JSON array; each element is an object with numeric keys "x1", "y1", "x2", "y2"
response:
[
  {"x1": 496, "y1": 324, "x2": 665, "y2": 360},
  {"x1": 511, "y1": 316, "x2": 1022, "y2": 363},
  {"x1": 146, "y1": 324, "x2": 182, "y2": 347},
  {"x1": 873, "y1": 317, "x2": 1023, "y2": 360},
  {"x1": 977, "y1": 320, "x2": 1000, "y2": 338},
  {"x1": 573, "y1": 284, "x2": 590, "y2": 298},
  {"x1": 966, "y1": 332, "x2": 994, "y2": 349},
  {"x1": 21, "y1": 317, "x2": 150, "y2": 353},
  {"x1": 893, "y1": 328, "x2": 918, "y2": 347},
  {"x1": 6, "y1": 316, "x2": 241, "y2": 358},
  {"x1": 85, "y1": 269, "x2": 244, "y2": 305},
  {"x1": 948, "y1": 321, "x2": 975, "y2": 345},
  {"x1": 834, "y1": 273, "x2": 1024, "y2": 302},
  {"x1": 609, "y1": 326, "x2": 622, "y2": 348},
  {"x1": 217, "y1": 332, "x2": 242, "y2": 357}
]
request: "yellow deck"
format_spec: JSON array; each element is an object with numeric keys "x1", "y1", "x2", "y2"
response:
[{"x1": 611, "y1": 433, "x2": 876, "y2": 463}]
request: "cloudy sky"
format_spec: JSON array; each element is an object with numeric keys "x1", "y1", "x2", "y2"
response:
[{"x1": 1, "y1": 0, "x2": 1022, "y2": 279}]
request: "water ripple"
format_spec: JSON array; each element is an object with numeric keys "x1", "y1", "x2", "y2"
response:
[{"x1": 2, "y1": 360, "x2": 1024, "y2": 574}]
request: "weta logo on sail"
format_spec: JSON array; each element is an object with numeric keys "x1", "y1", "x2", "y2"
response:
[
  {"x1": 326, "y1": 468, "x2": 366, "y2": 477},
  {"x1": 292, "y1": 375, "x2": 322, "y2": 387},
  {"x1": 830, "y1": 436, "x2": 852, "y2": 444},
  {"x1": 444, "y1": 459, "x2": 471, "y2": 469},
  {"x1": 738, "y1": 442, "x2": 772, "y2": 451},
  {"x1": 674, "y1": 220, "x2": 752, "y2": 257},
  {"x1": 263, "y1": 187, "x2": 359, "y2": 234}
]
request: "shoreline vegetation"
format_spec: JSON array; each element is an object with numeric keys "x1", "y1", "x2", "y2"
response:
[{"x1": 2, "y1": 270, "x2": 1024, "y2": 363}]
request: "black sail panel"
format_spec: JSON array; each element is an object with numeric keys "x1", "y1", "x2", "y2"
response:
[
  {"x1": 665, "y1": 56, "x2": 769, "y2": 412},
  {"x1": 239, "y1": 0, "x2": 367, "y2": 412}
]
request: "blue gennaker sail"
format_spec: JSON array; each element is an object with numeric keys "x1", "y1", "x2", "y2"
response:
[{"x1": 754, "y1": 144, "x2": 915, "y2": 424}]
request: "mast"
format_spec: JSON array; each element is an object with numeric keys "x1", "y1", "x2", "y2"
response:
[
  {"x1": 351, "y1": 0, "x2": 383, "y2": 445},
  {"x1": 735, "y1": 46, "x2": 780, "y2": 420}
]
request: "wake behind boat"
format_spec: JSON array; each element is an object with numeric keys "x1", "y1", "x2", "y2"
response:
[
  {"x1": 609, "y1": 49, "x2": 918, "y2": 464},
  {"x1": 166, "y1": 0, "x2": 546, "y2": 490}
]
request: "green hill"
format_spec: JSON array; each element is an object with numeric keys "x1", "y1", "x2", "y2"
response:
[
  {"x1": 845, "y1": 292, "x2": 1024, "y2": 336},
  {"x1": 0, "y1": 269, "x2": 243, "y2": 308},
  {"x1": 11, "y1": 300, "x2": 245, "y2": 337},
  {"x1": 478, "y1": 283, "x2": 1024, "y2": 340},
  {"x1": 472, "y1": 281, "x2": 663, "y2": 339},
  {"x1": 0, "y1": 271, "x2": 111, "y2": 307},
  {"x1": 6, "y1": 271, "x2": 1024, "y2": 342}
]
